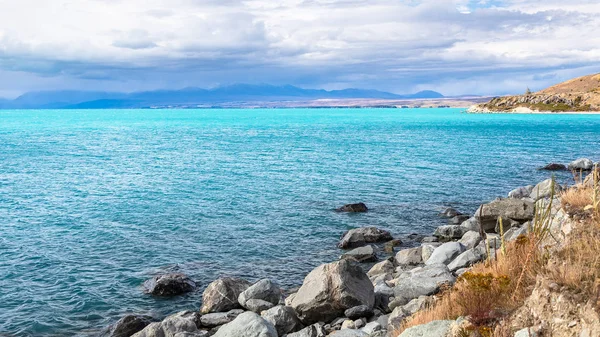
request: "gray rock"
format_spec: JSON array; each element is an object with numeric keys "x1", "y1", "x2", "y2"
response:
[
  {"x1": 494, "y1": 217, "x2": 520, "y2": 234},
  {"x1": 354, "y1": 318, "x2": 366, "y2": 329},
  {"x1": 458, "y1": 231, "x2": 482, "y2": 249},
  {"x1": 529, "y1": 179, "x2": 562, "y2": 201},
  {"x1": 244, "y1": 299, "x2": 275, "y2": 313},
  {"x1": 290, "y1": 260, "x2": 375, "y2": 324},
  {"x1": 373, "y1": 281, "x2": 394, "y2": 312},
  {"x1": 383, "y1": 239, "x2": 403, "y2": 253},
  {"x1": 449, "y1": 215, "x2": 470, "y2": 225},
  {"x1": 261, "y1": 305, "x2": 303, "y2": 336},
  {"x1": 328, "y1": 330, "x2": 368, "y2": 337},
  {"x1": 395, "y1": 247, "x2": 423, "y2": 266},
  {"x1": 460, "y1": 217, "x2": 480, "y2": 232},
  {"x1": 568, "y1": 158, "x2": 594, "y2": 171},
  {"x1": 108, "y1": 314, "x2": 154, "y2": 337},
  {"x1": 397, "y1": 320, "x2": 454, "y2": 337},
  {"x1": 238, "y1": 279, "x2": 281, "y2": 310},
  {"x1": 200, "y1": 310, "x2": 244, "y2": 328},
  {"x1": 402, "y1": 296, "x2": 429, "y2": 315},
  {"x1": 341, "y1": 320, "x2": 355, "y2": 329},
  {"x1": 514, "y1": 327, "x2": 539, "y2": 337},
  {"x1": 286, "y1": 323, "x2": 327, "y2": 337},
  {"x1": 433, "y1": 225, "x2": 467, "y2": 241},
  {"x1": 200, "y1": 277, "x2": 252, "y2": 314},
  {"x1": 447, "y1": 248, "x2": 485, "y2": 272},
  {"x1": 361, "y1": 321, "x2": 382, "y2": 335},
  {"x1": 212, "y1": 312, "x2": 277, "y2": 337},
  {"x1": 143, "y1": 274, "x2": 196, "y2": 297},
  {"x1": 439, "y1": 208, "x2": 461, "y2": 217},
  {"x1": 392, "y1": 264, "x2": 455, "y2": 305},
  {"x1": 344, "y1": 305, "x2": 373, "y2": 320},
  {"x1": 425, "y1": 242, "x2": 466, "y2": 266},
  {"x1": 132, "y1": 311, "x2": 201, "y2": 337},
  {"x1": 341, "y1": 245, "x2": 378, "y2": 263},
  {"x1": 338, "y1": 227, "x2": 393, "y2": 249},
  {"x1": 508, "y1": 185, "x2": 534, "y2": 199},
  {"x1": 338, "y1": 203, "x2": 369, "y2": 213},
  {"x1": 475, "y1": 198, "x2": 534, "y2": 232},
  {"x1": 504, "y1": 224, "x2": 528, "y2": 241},
  {"x1": 387, "y1": 306, "x2": 407, "y2": 331},
  {"x1": 367, "y1": 260, "x2": 395, "y2": 278},
  {"x1": 421, "y1": 236, "x2": 438, "y2": 243},
  {"x1": 420, "y1": 245, "x2": 436, "y2": 264}
]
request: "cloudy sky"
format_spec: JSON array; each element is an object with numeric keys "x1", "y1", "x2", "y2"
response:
[{"x1": 0, "y1": 0, "x2": 599, "y2": 98}]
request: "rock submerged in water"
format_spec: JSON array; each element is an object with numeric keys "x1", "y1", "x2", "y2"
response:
[
  {"x1": 290, "y1": 259, "x2": 374, "y2": 324},
  {"x1": 337, "y1": 202, "x2": 369, "y2": 213},
  {"x1": 200, "y1": 277, "x2": 252, "y2": 314},
  {"x1": 540, "y1": 163, "x2": 567, "y2": 171},
  {"x1": 143, "y1": 273, "x2": 196, "y2": 296},
  {"x1": 338, "y1": 227, "x2": 393, "y2": 249}
]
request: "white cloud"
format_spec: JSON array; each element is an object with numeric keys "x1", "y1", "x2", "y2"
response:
[{"x1": 0, "y1": 0, "x2": 599, "y2": 96}]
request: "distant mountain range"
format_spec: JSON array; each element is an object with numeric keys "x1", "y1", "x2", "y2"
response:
[{"x1": 0, "y1": 84, "x2": 445, "y2": 109}]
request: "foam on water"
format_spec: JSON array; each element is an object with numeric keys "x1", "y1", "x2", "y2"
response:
[{"x1": 1, "y1": 108, "x2": 599, "y2": 336}]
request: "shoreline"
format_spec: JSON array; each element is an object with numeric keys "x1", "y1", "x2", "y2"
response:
[{"x1": 102, "y1": 158, "x2": 599, "y2": 337}]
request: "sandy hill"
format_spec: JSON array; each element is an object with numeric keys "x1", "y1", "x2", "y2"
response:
[{"x1": 469, "y1": 73, "x2": 600, "y2": 113}]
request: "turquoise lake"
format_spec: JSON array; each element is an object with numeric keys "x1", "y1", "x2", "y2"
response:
[{"x1": 1, "y1": 108, "x2": 600, "y2": 336}]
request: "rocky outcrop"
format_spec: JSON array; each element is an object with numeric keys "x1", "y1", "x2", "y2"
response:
[
  {"x1": 212, "y1": 312, "x2": 277, "y2": 337},
  {"x1": 143, "y1": 274, "x2": 196, "y2": 296},
  {"x1": 338, "y1": 227, "x2": 393, "y2": 249},
  {"x1": 475, "y1": 198, "x2": 534, "y2": 232},
  {"x1": 337, "y1": 203, "x2": 369, "y2": 213},
  {"x1": 200, "y1": 277, "x2": 252, "y2": 314},
  {"x1": 290, "y1": 260, "x2": 374, "y2": 324}
]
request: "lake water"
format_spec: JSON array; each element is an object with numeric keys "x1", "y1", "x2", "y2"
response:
[{"x1": 1, "y1": 108, "x2": 599, "y2": 336}]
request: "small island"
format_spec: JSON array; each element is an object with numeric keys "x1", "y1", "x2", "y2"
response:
[{"x1": 468, "y1": 73, "x2": 600, "y2": 113}]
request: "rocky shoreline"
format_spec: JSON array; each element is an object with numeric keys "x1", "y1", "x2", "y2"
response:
[{"x1": 101, "y1": 158, "x2": 598, "y2": 337}]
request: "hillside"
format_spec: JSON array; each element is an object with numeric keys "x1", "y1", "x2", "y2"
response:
[
  {"x1": 468, "y1": 73, "x2": 600, "y2": 113},
  {"x1": 0, "y1": 85, "x2": 445, "y2": 109}
]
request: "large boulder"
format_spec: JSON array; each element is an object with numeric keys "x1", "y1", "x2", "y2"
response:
[
  {"x1": 392, "y1": 264, "x2": 455, "y2": 305},
  {"x1": 337, "y1": 203, "x2": 369, "y2": 213},
  {"x1": 433, "y1": 225, "x2": 467, "y2": 241},
  {"x1": 425, "y1": 242, "x2": 466, "y2": 266},
  {"x1": 508, "y1": 185, "x2": 534, "y2": 199},
  {"x1": 338, "y1": 227, "x2": 393, "y2": 249},
  {"x1": 286, "y1": 323, "x2": 327, "y2": 337},
  {"x1": 568, "y1": 158, "x2": 594, "y2": 171},
  {"x1": 106, "y1": 314, "x2": 154, "y2": 337},
  {"x1": 238, "y1": 279, "x2": 281, "y2": 311},
  {"x1": 200, "y1": 277, "x2": 252, "y2": 314},
  {"x1": 132, "y1": 311, "x2": 202, "y2": 337},
  {"x1": 290, "y1": 260, "x2": 375, "y2": 324},
  {"x1": 460, "y1": 217, "x2": 480, "y2": 232},
  {"x1": 261, "y1": 305, "x2": 303, "y2": 336},
  {"x1": 143, "y1": 274, "x2": 196, "y2": 296},
  {"x1": 341, "y1": 245, "x2": 378, "y2": 263},
  {"x1": 213, "y1": 311, "x2": 277, "y2": 337},
  {"x1": 397, "y1": 320, "x2": 454, "y2": 337},
  {"x1": 475, "y1": 198, "x2": 534, "y2": 232},
  {"x1": 395, "y1": 247, "x2": 423, "y2": 266}
]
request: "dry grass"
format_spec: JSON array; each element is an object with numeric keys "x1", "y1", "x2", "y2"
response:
[{"x1": 394, "y1": 175, "x2": 600, "y2": 337}]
